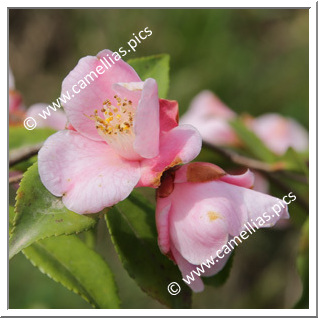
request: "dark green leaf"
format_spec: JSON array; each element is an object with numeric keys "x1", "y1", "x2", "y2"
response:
[
  {"x1": 9, "y1": 162, "x2": 102, "y2": 259},
  {"x1": 22, "y1": 234, "x2": 120, "y2": 309},
  {"x1": 127, "y1": 54, "x2": 170, "y2": 99},
  {"x1": 105, "y1": 190, "x2": 192, "y2": 309}
]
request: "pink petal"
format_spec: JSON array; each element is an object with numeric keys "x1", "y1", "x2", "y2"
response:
[
  {"x1": 288, "y1": 118, "x2": 309, "y2": 153},
  {"x1": 26, "y1": 103, "x2": 67, "y2": 131},
  {"x1": 180, "y1": 90, "x2": 238, "y2": 146},
  {"x1": 168, "y1": 179, "x2": 289, "y2": 265},
  {"x1": 38, "y1": 130, "x2": 141, "y2": 214},
  {"x1": 196, "y1": 119, "x2": 238, "y2": 146},
  {"x1": 220, "y1": 169, "x2": 255, "y2": 189},
  {"x1": 133, "y1": 78, "x2": 160, "y2": 159},
  {"x1": 61, "y1": 49, "x2": 141, "y2": 142},
  {"x1": 112, "y1": 81, "x2": 142, "y2": 107},
  {"x1": 9, "y1": 90, "x2": 24, "y2": 113},
  {"x1": 200, "y1": 251, "x2": 231, "y2": 278},
  {"x1": 159, "y1": 99, "x2": 179, "y2": 133},
  {"x1": 137, "y1": 124, "x2": 202, "y2": 187},
  {"x1": 169, "y1": 182, "x2": 230, "y2": 265},
  {"x1": 181, "y1": 90, "x2": 236, "y2": 121},
  {"x1": 251, "y1": 113, "x2": 308, "y2": 155},
  {"x1": 170, "y1": 243, "x2": 204, "y2": 292},
  {"x1": 252, "y1": 171, "x2": 269, "y2": 193},
  {"x1": 155, "y1": 196, "x2": 172, "y2": 254}
]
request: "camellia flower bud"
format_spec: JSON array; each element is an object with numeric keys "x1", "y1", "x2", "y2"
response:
[{"x1": 156, "y1": 162, "x2": 289, "y2": 292}]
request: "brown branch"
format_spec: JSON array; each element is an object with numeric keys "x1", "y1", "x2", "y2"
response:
[
  {"x1": 202, "y1": 142, "x2": 277, "y2": 172},
  {"x1": 203, "y1": 142, "x2": 308, "y2": 183},
  {"x1": 9, "y1": 142, "x2": 43, "y2": 167}
]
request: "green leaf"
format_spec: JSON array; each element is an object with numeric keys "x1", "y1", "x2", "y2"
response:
[
  {"x1": 105, "y1": 190, "x2": 192, "y2": 309},
  {"x1": 230, "y1": 119, "x2": 277, "y2": 163},
  {"x1": 202, "y1": 251, "x2": 235, "y2": 287},
  {"x1": 9, "y1": 126, "x2": 56, "y2": 150},
  {"x1": 22, "y1": 234, "x2": 120, "y2": 309},
  {"x1": 9, "y1": 162, "x2": 102, "y2": 259},
  {"x1": 294, "y1": 217, "x2": 309, "y2": 308},
  {"x1": 127, "y1": 54, "x2": 170, "y2": 99},
  {"x1": 9, "y1": 205, "x2": 15, "y2": 231},
  {"x1": 279, "y1": 147, "x2": 309, "y2": 176}
]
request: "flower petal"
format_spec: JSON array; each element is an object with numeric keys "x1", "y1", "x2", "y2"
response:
[
  {"x1": 169, "y1": 182, "x2": 230, "y2": 265},
  {"x1": 38, "y1": 130, "x2": 141, "y2": 214},
  {"x1": 137, "y1": 124, "x2": 202, "y2": 187},
  {"x1": 251, "y1": 113, "x2": 308, "y2": 155},
  {"x1": 159, "y1": 99, "x2": 179, "y2": 133},
  {"x1": 133, "y1": 78, "x2": 160, "y2": 159},
  {"x1": 200, "y1": 251, "x2": 231, "y2": 277},
  {"x1": 181, "y1": 90, "x2": 236, "y2": 120},
  {"x1": 61, "y1": 49, "x2": 141, "y2": 142},
  {"x1": 180, "y1": 90, "x2": 238, "y2": 146},
  {"x1": 155, "y1": 196, "x2": 172, "y2": 254},
  {"x1": 220, "y1": 169, "x2": 255, "y2": 189},
  {"x1": 168, "y1": 180, "x2": 289, "y2": 265},
  {"x1": 170, "y1": 243, "x2": 205, "y2": 292}
]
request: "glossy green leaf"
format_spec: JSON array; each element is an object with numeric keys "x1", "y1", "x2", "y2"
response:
[
  {"x1": 9, "y1": 162, "x2": 103, "y2": 259},
  {"x1": 230, "y1": 119, "x2": 277, "y2": 163},
  {"x1": 294, "y1": 217, "x2": 309, "y2": 308},
  {"x1": 105, "y1": 190, "x2": 192, "y2": 309},
  {"x1": 9, "y1": 126, "x2": 56, "y2": 150},
  {"x1": 127, "y1": 54, "x2": 170, "y2": 98},
  {"x1": 22, "y1": 234, "x2": 120, "y2": 309},
  {"x1": 202, "y1": 251, "x2": 235, "y2": 287}
]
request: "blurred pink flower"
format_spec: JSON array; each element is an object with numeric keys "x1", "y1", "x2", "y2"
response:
[
  {"x1": 156, "y1": 162, "x2": 289, "y2": 292},
  {"x1": 38, "y1": 49, "x2": 201, "y2": 214},
  {"x1": 180, "y1": 90, "x2": 239, "y2": 146},
  {"x1": 9, "y1": 89, "x2": 24, "y2": 114},
  {"x1": 9, "y1": 67, "x2": 67, "y2": 130},
  {"x1": 26, "y1": 103, "x2": 67, "y2": 131},
  {"x1": 248, "y1": 113, "x2": 309, "y2": 155}
]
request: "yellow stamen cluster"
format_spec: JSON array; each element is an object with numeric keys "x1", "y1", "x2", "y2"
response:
[{"x1": 88, "y1": 95, "x2": 134, "y2": 136}]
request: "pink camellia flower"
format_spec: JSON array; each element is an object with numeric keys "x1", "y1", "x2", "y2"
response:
[
  {"x1": 38, "y1": 49, "x2": 202, "y2": 214},
  {"x1": 9, "y1": 67, "x2": 67, "y2": 130},
  {"x1": 180, "y1": 90, "x2": 239, "y2": 146},
  {"x1": 248, "y1": 113, "x2": 309, "y2": 155},
  {"x1": 156, "y1": 162, "x2": 289, "y2": 292}
]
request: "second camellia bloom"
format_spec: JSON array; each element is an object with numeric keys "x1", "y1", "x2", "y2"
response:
[{"x1": 156, "y1": 162, "x2": 290, "y2": 292}]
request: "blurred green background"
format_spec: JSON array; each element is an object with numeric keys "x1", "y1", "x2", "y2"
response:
[{"x1": 9, "y1": 9, "x2": 309, "y2": 309}]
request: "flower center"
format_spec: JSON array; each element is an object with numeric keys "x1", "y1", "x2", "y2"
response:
[
  {"x1": 207, "y1": 211, "x2": 221, "y2": 221},
  {"x1": 88, "y1": 95, "x2": 140, "y2": 160}
]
